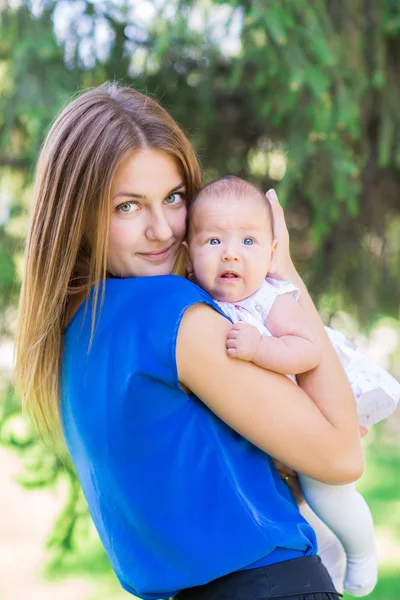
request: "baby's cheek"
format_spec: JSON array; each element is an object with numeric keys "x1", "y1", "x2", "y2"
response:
[
  {"x1": 193, "y1": 256, "x2": 215, "y2": 289},
  {"x1": 194, "y1": 260, "x2": 210, "y2": 284}
]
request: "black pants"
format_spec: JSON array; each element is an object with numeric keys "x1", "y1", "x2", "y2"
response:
[{"x1": 174, "y1": 556, "x2": 342, "y2": 600}]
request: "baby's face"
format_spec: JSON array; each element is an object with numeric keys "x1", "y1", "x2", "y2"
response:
[{"x1": 187, "y1": 193, "x2": 276, "y2": 302}]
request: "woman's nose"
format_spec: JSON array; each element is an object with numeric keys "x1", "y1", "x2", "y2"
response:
[{"x1": 146, "y1": 210, "x2": 173, "y2": 242}]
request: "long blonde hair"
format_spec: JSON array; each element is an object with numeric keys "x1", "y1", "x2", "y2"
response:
[{"x1": 14, "y1": 83, "x2": 201, "y2": 441}]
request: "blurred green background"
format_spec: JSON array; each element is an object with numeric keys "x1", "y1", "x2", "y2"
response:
[{"x1": 0, "y1": 1, "x2": 399, "y2": 598}]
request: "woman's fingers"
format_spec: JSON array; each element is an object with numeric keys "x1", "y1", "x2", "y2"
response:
[
  {"x1": 266, "y1": 188, "x2": 282, "y2": 210},
  {"x1": 266, "y1": 189, "x2": 293, "y2": 279},
  {"x1": 359, "y1": 426, "x2": 368, "y2": 438},
  {"x1": 266, "y1": 189, "x2": 288, "y2": 242}
]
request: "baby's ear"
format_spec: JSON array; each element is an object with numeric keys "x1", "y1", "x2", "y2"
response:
[{"x1": 269, "y1": 239, "x2": 278, "y2": 271}]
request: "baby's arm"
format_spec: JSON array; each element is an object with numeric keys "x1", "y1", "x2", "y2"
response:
[{"x1": 227, "y1": 293, "x2": 321, "y2": 374}]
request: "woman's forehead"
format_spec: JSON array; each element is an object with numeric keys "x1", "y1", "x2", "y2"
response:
[{"x1": 111, "y1": 148, "x2": 184, "y2": 200}]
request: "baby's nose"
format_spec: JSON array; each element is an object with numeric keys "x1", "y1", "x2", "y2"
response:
[{"x1": 222, "y1": 248, "x2": 240, "y2": 261}]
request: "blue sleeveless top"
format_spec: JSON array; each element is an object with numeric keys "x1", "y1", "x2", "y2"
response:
[{"x1": 61, "y1": 276, "x2": 317, "y2": 599}]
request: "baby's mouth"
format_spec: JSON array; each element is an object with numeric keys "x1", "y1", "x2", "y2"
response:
[{"x1": 219, "y1": 271, "x2": 240, "y2": 280}]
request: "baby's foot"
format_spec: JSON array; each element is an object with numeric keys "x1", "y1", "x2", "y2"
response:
[{"x1": 344, "y1": 552, "x2": 378, "y2": 597}]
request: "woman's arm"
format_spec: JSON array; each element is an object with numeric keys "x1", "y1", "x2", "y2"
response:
[{"x1": 176, "y1": 304, "x2": 363, "y2": 485}]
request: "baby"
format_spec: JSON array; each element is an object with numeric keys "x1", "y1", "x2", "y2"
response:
[{"x1": 183, "y1": 175, "x2": 400, "y2": 597}]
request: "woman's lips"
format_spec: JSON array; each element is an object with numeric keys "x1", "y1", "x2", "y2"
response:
[{"x1": 137, "y1": 244, "x2": 174, "y2": 262}]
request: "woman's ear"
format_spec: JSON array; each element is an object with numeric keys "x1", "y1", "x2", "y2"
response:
[{"x1": 269, "y1": 239, "x2": 278, "y2": 272}]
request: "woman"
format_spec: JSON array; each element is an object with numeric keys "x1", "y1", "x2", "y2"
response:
[{"x1": 15, "y1": 83, "x2": 363, "y2": 600}]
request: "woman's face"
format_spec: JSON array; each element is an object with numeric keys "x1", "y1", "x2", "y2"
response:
[{"x1": 108, "y1": 148, "x2": 187, "y2": 277}]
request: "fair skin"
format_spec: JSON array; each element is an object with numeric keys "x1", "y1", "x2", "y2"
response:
[
  {"x1": 71, "y1": 148, "x2": 364, "y2": 485},
  {"x1": 109, "y1": 149, "x2": 187, "y2": 278},
  {"x1": 187, "y1": 192, "x2": 321, "y2": 374},
  {"x1": 187, "y1": 192, "x2": 276, "y2": 303}
]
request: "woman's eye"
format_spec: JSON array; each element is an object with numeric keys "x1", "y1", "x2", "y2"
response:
[
  {"x1": 116, "y1": 201, "x2": 139, "y2": 214},
  {"x1": 243, "y1": 237, "x2": 254, "y2": 245},
  {"x1": 208, "y1": 238, "x2": 221, "y2": 245},
  {"x1": 165, "y1": 192, "x2": 184, "y2": 205}
]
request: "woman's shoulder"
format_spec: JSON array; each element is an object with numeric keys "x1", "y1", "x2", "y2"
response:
[
  {"x1": 106, "y1": 275, "x2": 213, "y2": 306},
  {"x1": 66, "y1": 275, "x2": 225, "y2": 341},
  {"x1": 102, "y1": 275, "x2": 224, "y2": 329},
  {"x1": 108, "y1": 274, "x2": 200, "y2": 291}
]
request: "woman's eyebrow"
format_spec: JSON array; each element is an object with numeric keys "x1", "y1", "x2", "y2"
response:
[{"x1": 112, "y1": 182, "x2": 186, "y2": 201}]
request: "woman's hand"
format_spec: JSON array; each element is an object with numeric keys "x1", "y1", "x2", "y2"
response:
[
  {"x1": 266, "y1": 189, "x2": 295, "y2": 281},
  {"x1": 273, "y1": 460, "x2": 304, "y2": 504}
]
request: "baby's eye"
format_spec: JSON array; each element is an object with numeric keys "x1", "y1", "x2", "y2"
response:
[
  {"x1": 116, "y1": 201, "x2": 139, "y2": 214},
  {"x1": 208, "y1": 238, "x2": 221, "y2": 245},
  {"x1": 165, "y1": 192, "x2": 184, "y2": 205},
  {"x1": 243, "y1": 237, "x2": 255, "y2": 245}
]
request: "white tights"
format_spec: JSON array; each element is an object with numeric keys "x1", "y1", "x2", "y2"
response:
[{"x1": 299, "y1": 476, "x2": 377, "y2": 597}]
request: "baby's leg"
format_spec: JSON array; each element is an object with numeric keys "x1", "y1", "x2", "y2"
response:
[
  {"x1": 299, "y1": 474, "x2": 377, "y2": 597},
  {"x1": 299, "y1": 502, "x2": 345, "y2": 594}
]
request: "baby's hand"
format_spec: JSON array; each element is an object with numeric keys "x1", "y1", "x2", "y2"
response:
[{"x1": 226, "y1": 322, "x2": 262, "y2": 361}]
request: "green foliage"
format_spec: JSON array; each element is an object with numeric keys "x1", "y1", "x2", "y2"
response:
[
  {"x1": 0, "y1": 382, "x2": 94, "y2": 559},
  {"x1": 0, "y1": 229, "x2": 15, "y2": 310},
  {"x1": 1, "y1": 1, "x2": 400, "y2": 323}
]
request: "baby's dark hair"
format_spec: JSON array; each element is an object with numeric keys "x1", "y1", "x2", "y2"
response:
[{"x1": 188, "y1": 175, "x2": 274, "y2": 237}]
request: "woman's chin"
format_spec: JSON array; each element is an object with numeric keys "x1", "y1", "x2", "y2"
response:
[
  {"x1": 136, "y1": 258, "x2": 176, "y2": 278},
  {"x1": 109, "y1": 253, "x2": 178, "y2": 278},
  {"x1": 147, "y1": 265, "x2": 174, "y2": 277}
]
